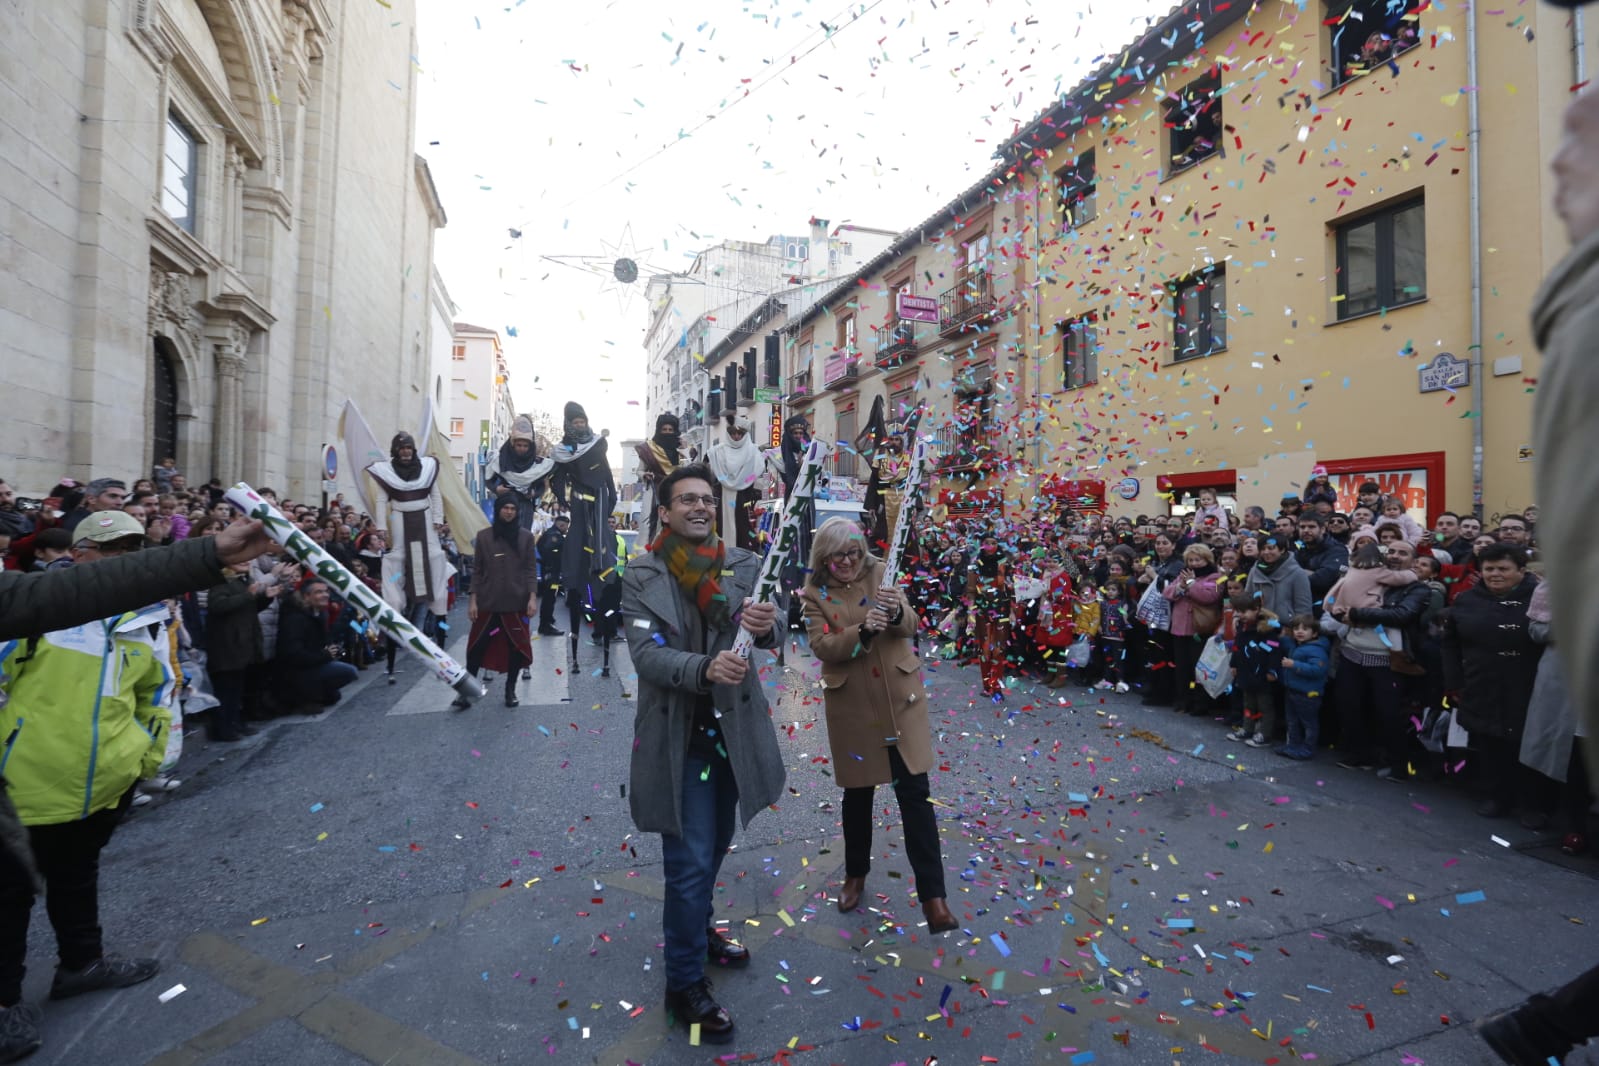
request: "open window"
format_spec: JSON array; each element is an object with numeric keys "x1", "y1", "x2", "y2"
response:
[
  {"x1": 1327, "y1": 0, "x2": 1422, "y2": 88},
  {"x1": 1164, "y1": 68, "x2": 1222, "y2": 175},
  {"x1": 1060, "y1": 312, "x2": 1099, "y2": 390},
  {"x1": 1169, "y1": 266, "x2": 1227, "y2": 361},
  {"x1": 1056, "y1": 150, "x2": 1097, "y2": 230}
]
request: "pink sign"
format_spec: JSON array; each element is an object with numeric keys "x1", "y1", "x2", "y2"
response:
[
  {"x1": 822, "y1": 349, "x2": 856, "y2": 385},
  {"x1": 896, "y1": 292, "x2": 939, "y2": 324}
]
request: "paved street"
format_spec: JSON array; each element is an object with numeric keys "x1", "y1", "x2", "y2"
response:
[{"x1": 20, "y1": 613, "x2": 1599, "y2": 1066}]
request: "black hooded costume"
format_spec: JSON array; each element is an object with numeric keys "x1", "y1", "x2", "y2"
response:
[
  {"x1": 549, "y1": 401, "x2": 618, "y2": 637},
  {"x1": 486, "y1": 414, "x2": 554, "y2": 531}
]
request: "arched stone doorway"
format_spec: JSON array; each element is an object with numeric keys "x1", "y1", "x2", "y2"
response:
[{"x1": 152, "y1": 338, "x2": 181, "y2": 472}]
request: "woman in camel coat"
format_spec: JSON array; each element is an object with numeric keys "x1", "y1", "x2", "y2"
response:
[{"x1": 801, "y1": 517, "x2": 957, "y2": 934}]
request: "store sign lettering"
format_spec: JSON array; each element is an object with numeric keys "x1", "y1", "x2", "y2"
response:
[{"x1": 1333, "y1": 470, "x2": 1427, "y2": 517}]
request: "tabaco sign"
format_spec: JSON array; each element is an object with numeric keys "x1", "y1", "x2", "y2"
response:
[{"x1": 769, "y1": 407, "x2": 783, "y2": 449}]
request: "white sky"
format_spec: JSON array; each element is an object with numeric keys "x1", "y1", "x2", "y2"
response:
[{"x1": 414, "y1": 0, "x2": 1177, "y2": 442}]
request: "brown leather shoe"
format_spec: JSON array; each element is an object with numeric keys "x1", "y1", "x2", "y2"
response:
[
  {"x1": 923, "y1": 897, "x2": 958, "y2": 933},
  {"x1": 837, "y1": 875, "x2": 866, "y2": 913}
]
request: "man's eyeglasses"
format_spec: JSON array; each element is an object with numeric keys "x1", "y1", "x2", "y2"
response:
[
  {"x1": 671, "y1": 493, "x2": 717, "y2": 509},
  {"x1": 827, "y1": 548, "x2": 864, "y2": 565}
]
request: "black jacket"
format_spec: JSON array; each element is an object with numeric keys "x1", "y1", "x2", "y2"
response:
[
  {"x1": 1345, "y1": 579, "x2": 1431, "y2": 656},
  {"x1": 536, "y1": 528, "x2": 566, "y2": 587},
  {"x1": 1441, "y1": 575, "x2": 1543, "y2": 738},
  {"x1": 205, "y1": 574, "x2": 266, "y2": 672},
  {"x1": 1296, "y1": 537, "x2": 1349, "y2": 614},
  {"x1": 276, "y1": 603, "x2": 334, "y2": 669}
]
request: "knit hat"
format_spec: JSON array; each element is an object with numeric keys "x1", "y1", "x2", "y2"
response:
[
  {"x1": 564, "y1": 402, "x2": 588, "y2": 424},
  {"x1": 510, "y1": 414, "x2": 535, "y2": 443},
  {"x1": 1310, "y1": 464, "x2": 1328, "y2": 478}
]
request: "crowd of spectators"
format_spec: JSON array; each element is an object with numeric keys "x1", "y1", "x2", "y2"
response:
[
  {"x1": 0, "y1": 466, "x2": 471, "y2": 755},
  {"x1": 900, "y1": 473, "x2": 1583, "y2": 854}
]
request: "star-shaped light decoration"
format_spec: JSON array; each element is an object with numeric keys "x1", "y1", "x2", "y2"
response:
[{"x1": 594, "y1": 224, "x2": 652, "y2": 313}]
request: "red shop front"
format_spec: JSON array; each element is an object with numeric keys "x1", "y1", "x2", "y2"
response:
[
  {"x1": 1318, "y1": 451, "x2": 1444, "y2": 526},
  {"x1": 936, "y1": 485, "x2": 1003, "y2": 521},
  {"x1": 1156, "y1": 470, "x2": 1239, "y2": 512},
  {"x1": 1039, "y1": 476, "x2": 1107, "y2": 513}
]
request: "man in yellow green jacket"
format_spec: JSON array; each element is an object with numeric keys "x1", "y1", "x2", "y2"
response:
[{"x1": 0, "y1": 512, "x2": 172, "y2": 1061}]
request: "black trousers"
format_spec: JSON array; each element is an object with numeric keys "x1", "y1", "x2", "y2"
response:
[
  {"x1": 1336, "y1": 658, "x2": 1406, "y2": 771},
  {"x1": 840, "y1": 746, "x2": 946, "y2": 901},
  {"x1": 0, "y1": 790, "x2": 132, "y2": 1005},
  {"x1": 596, "y1": 581, "x2": 623, "y2": 640},
  {"x1": 464, "y1": 630, "x2": 525, "y2": 700},
  {"x1": 538, "y1": 583, "x2": 560, "y2": 631},
  {"x1": 1172, "y1": 632, "x2": 1208, "y2": 712}
]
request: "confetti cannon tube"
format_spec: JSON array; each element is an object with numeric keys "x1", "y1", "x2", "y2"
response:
[
  {"x1": 225, "y1": 483, "x2": 485, "y2": 704},
  {"x1": 732, "y1": 439, "x2": 831, "y2": 659},
  {"x1": 877, "y1": 439, "x2": 931, "y2": 591}
]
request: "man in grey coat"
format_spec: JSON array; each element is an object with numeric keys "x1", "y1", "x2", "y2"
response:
[{"x1": 621, "y1": 464, "x2": 784, "y2": 1046}]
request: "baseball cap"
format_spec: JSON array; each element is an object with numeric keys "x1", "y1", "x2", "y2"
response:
[{"x1": 73, "y1": 511, "x2": 146, "y2": 544}]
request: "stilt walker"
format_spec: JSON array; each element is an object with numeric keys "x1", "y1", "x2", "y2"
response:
[{"x1": 550, "y1": 402, "x2": 617, "y2": 666}]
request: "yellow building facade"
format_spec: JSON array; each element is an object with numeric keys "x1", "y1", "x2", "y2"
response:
[{"x1": 993, "y1": 0, "x2": 1594, "y2": 525}]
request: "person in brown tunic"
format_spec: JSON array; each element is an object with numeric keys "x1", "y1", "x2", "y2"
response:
[
  {"x1": 461, "y1": 497, "x2": 538, "y2": 709},
  {"x1": 800, "y1": 517, "x2": 957, "y2": 934}
]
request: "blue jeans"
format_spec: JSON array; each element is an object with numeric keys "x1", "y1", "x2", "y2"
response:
[
  {"x1": 661, "y1": 755, "x2": 739, "y2": 990},
  {"x1": 309, "y1": 660, "x2": 359, "y2": 702},
  {"x1": 1285, "y1": 692, "x2": 1320, "y2": 751}
]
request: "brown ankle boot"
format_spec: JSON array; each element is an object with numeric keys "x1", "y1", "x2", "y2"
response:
[
  {"x1": 922, "y1": 897, "x2": 958, "y2": 933},
  {"x1": 838, "y1": 875, "x2": 866, "y2": 913}
]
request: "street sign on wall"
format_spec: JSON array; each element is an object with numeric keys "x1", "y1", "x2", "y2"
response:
[{"x1": 753, "y1": 387, "x2": 781, "y2": 403}]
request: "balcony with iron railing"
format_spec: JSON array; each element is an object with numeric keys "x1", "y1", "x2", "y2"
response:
[
  {"x1": 873, "y1": 322, "x2": 917, "y2": 370},
  {"x1": 938, "y1": 273, "x2": 996, "y2": 336},
  {"x1": 787, "y1": 368, "x2": 813, "y2": 401},
  {"x1": 821, "y1": 348, "x2": 860, "y2": 391}
]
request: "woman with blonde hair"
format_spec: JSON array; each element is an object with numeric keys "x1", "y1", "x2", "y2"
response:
[{"x1": 800, "y1": 517, "x2": 958, "y2": 934}]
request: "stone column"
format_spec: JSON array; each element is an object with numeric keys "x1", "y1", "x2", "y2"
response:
[{"x1": 212, "y1": 325, "x2": 250, "y2": 481}]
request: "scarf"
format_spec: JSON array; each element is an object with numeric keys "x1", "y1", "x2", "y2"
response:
[
  {"x1": 650, "y1": 528, "x2": 730, "y2": 629},
  {"x1": 651, "y1": 431, "x2": 681, "y2": 468},
  {"x1": 492, "y1": 509, "x2": 521, "y2": 545}
]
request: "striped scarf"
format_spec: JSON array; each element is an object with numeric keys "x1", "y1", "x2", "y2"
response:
[{"x1": 650, "y1": 528, "x2": 730, "y2": 629}]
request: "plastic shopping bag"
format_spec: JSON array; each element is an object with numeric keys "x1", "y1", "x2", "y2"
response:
[
  {"x1": 1195, "y1": 634, "x2": 1233, "y2": 700},
  {"x1": 1064, "y1": 636, "x2": 1093, "y2": 670}
]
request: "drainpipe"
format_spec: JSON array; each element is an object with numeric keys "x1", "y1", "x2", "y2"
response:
[
  {"x1": 1466, "y1": 1, "x2": 1485, "y2": 520},
  {"x1": 1577, "y1": 8, "x2": 1588, "y2": 86}
]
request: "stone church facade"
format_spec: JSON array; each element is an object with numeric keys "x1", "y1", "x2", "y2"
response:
[{"x1": 1, "y1": 0, "x2": 446, "y2": 498}]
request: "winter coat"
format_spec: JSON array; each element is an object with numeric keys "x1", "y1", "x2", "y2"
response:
[
  {"x1": 470, "y1": 527, "x2": 539, "y2": 614},
  {"x1": 1533, "y1": 223, "x2": 1599, "y2": 751},
  {"x1": 536, "y1": 528, "x2": 566, "y2": 589},
  {"x1": 1295, "y1": 538, "x2": 1350, "y2": 614},
  {"x1": 622, "y1": 547, "x2": 785, "y2": 839},
  {"x1": 1442, "y1": 574, "x2": 1543, "y2": 739},
  {"x1": 1231, "y1": 616, "x2": 1283, "y2": 691},
  {"x1": 0, "y1": 535, "x2": 227, "y2": 642},
  {"x1": 1302, "y1": 483, "x2": 1339, "y2": 507},
  {"x1": 801, "y1": 557, "x2": 932, "y2": 790},
  {"x1": 205, "y1": 574, "x2": 265, "y2": 672},
  {"x1": 1242, "y1": 555, "x2": 1312, "y2": 621},
  {"x1": 276, "y1": 604, "x2": 334, "y2": 669},
  {"x1": 0, "y1": 605, "x2": 175, "y2": 825},
  {"x1": 1282, "y1": 636, "x2": 1330, "y2": 697},
  {"x1": 1162, "y1": 570, "x2": 1221, "y2": 637},
  {"x1": 1341, "y1": 578, "x2": 1431, "y2": 658}
]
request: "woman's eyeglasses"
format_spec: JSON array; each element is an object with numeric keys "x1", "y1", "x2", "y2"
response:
[{"x1": 827, "y1": 548, "x2": 864, "y2": 565}]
